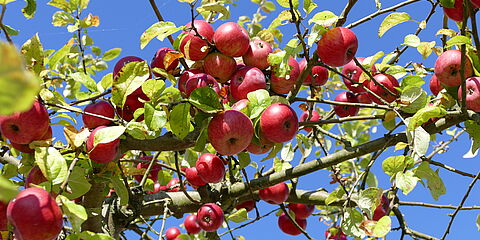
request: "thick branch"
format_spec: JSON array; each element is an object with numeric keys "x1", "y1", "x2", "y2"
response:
[{"x1": 120, "y1": 128, "x2": 201, "y2": 152}]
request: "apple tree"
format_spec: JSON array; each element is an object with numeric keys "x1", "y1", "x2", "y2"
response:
[{"x1": 1, "y1": 0, "x2": 480, "y2": 239}]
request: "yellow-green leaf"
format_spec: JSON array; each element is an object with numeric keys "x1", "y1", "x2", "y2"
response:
[{"x1": 378, "y1": 12, "x2": 412, "y2": 38}]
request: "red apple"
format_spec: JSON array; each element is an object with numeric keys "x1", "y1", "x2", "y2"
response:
[
  {"x1": 185, "y1": 167, "x2": 207, "y2": 187},
  {"x1": 372, "y1": 195, "x2": 390, "y2": 221},
  {"x1": 0, "y1": 100, "x2": 50, "y2": 145},
  {"x1": 213, "y1": 22, "x2": 250, "y2": 57},
  {"x1": 184, "y1": 73, "x2": 221, "y2": 98},
  {"x1": 299, "y1": 59, "x2": 329, "y2": 86},
  {"x1": 430, "y1": 74, "x2": 443, "y2": 96},
  {"x1": 166, "y1": 178, "x2": 180, "y2": 192},
  {"x1": 0, "y1": 200, "x2": 7, "y2": 231},
  {"x1": 7, "y1": 187, "x2": 63, "y2": 240},
  {"x1": 444, "y1": 0, "x2": 463, "y2": 22},
  {"x1": 342, "y1": 57, "x2": 376, "y2": 93},
  {"x1": 367, "y1": 73, "x2": 399, "y2": 104},
  {"x1": 82, "y1": 100, "x2": 115, "y2": 129},
  {"x1": 434, "y1": 49, "x2": 473, "y2": 87},
  {"x1": 458, "y1": 77, "x2": 480, "y2": 112},
  {"x1": 113, "y1": 56, "x2": 147, "y2": 79},
  {"x1": 25, "y1": 166, "x2": 48, "y2": 187},
  {"x1": 246, "y1": 134, "x2": 274, "y2": 155},
  {"x1": 260, "y1": 103, "x2": 298, "y2": 143},
  {"x1": 334, "y1": 92, "x2": 360, "y2": 117},
  {"x1": 179, "y1": 69, "x2": 202, "y2": 97},
  {"x1": 270, "y1": 57, "x2": 300, "y2": 94},
  {"x1": 356, "y1": 92, "x2": 372, "y2": 104},
  {"x1": 203, "y1": 52, "x2": 237, "y2": 83},
  {"x1": 165, "y1": 227, "x2": 181, "y2": 240},
  {"x1": 208, "y1": 110, "x2": 254, "y2": 155},
  {"x1": 231, "y1": 99, "x2": 250, "y2": 112},
  {"x1": 10, "y1": 126, "x2": 52, "y2": 154},
  {"x1": 235, "y1": 200, "x2": 256, "y2": 212},
  {"x1": 116, "y1": 87, "x2": 150, "y2": 121},
  {"x1": 133, "y1": 156, "x2": 162, "y2": 183},
  {"x1": 472, "y1": 0, "x2": 480, "y2": 8},
  {"x1": 287, "y1": 203, "x2": 314, "y2": 219},
  {"x1": 277, "y1": 212, "x2": 307, "y2": 236},
  {"x1": 197, "y1": 203, "x2": 224, "y2": 232},
  {"x1": 184, "y1": 214, "x2": 202, "y2": 234},
  {"x1": 86, "y1": 126, "x2": 120, "y2": 163},
  {"x1": 180, "y1": 20, "x2": 214, "y2": 61},
  {"x1": 196, "y1": 153, "x2": 225, "y2": 183},
  {"x1": 259, "y1": 182, "x2": 290, "y2": 204},
  {"x1": 230, "y1": 66, "x2": 267, "y2": 100},
  {"x1": 317, "y1": 27, "x2": 358, "y2": 67},
  {"x1": 325, "y1": 227, "x2": 347, "y2": 240},
  {"x1": 242, "y1": 40, "x2": 272, "y2": 70},
  {"x1": 299, "y1": 110, "x2": 321, "y2": 132},
  {"x1": 147, "y1": 182, "x2": 165, "y2": 194},
  {"x1": 151, "y1": 47, "x2": 179, "y2": 76}
]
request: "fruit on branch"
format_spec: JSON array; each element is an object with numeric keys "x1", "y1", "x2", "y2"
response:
[
  {"x1": 151, "y1": 47, "x2": 179, "y2": 76},
  {"x1": 10, "y1": 126, "x2": 52, "y2": 154},
  {"x1": 213, "y1": 22, "x2": 250, "y2": 57},
  {"x1": 231, "y1": 99, "x2": 250, "y2": 113},
  {"x1": 434, "y1": 49, "x2": 473, "y2": 87},
  {"x1": 180, "y1": 20, "x2": 214, "y2": 61},
  {"x1": 133, "y1": 156, "x2": 162, "y2": 183},
  {"x1": 367, "y1": 73, "x2": 399, "y2": 104},
  {"x1": 260, "y1": 103, "x2": 299, "y2": 143},
  {"x1": 325, "y1": 227, "x2": 347, "y2": 240},
  {"x1": 242, "y1": 39, "x2": 273, "y2": 70},
  {"x1": 277, "y1": 212, "x2": 307, "y2": 236},
  {"x1": 203, "y1": 52, "x2": 237, "y2": 83},
  {"x1": 196, "y1": 153, "x2": 225, "y2": 183},
  {"x1": 0, "y1": 100, "x2": 50, "y2": 145},
  {"x1": 184, "y1": 73, "x2": 221, "y2": 98},
  {"x1": 25, "y1": 166, "x2": 48, "y2": 187},
  {"x1": 86, "y1": 126, "x2": 120, "y2": 163},
  {"x1": 179, "y1": 69, "x2": 202, "y2": 97},
  {"x1": 458, "y1": 77, "x2": 480, "y2": 112},
  {"x1": 373, "y1": 194, "x2": 390, "y2": 221},
  {"x1": 117, "y1": 87, "x2": 150, "y2": 122},
  {"x1": 429, "y1": 74, "x2": 443, "y2": 96},
  {"x1": 208, "y1": 110, "x2": 254, "y2": 155},
  {"x1": 82, "y1": 100, "x2": 115, "y2": 129},
  {"x1": 317, "y1": 27, "x2": 358, "y2": 67},
  {"x1": 356, "y1": 92, "x2": 372, "y2": 104},
  {"x1": 113, "y1": 56, "x2": 147, "y2": 79},
  {"x1": 334, "y1": 92, "x2": 360, "y2": 117},
  {"x1": 287, "y1": 203, "x2": 314, "y2": 219},
  {"x1": 342, "y1": 57, "x2": 376, "y2": 93},
  {"x1": 299, "y1": 110, "x2": 321, "y2": 132},
  {"x1": 299, "y1": 59, "x2": 329, "y2": 86},
  {"x1": 197, "y1": 203, "x2": 224, "y2": 232},
  {"x1": 270, "y1": 57, "x2": 300, "y2": 94},
  {"x1": 147, "y1": 182, "x2": 165, "y2": 194},
  {"x1": 7, "y1": 187, "x2": 63, "y2": 240},
  {"x1": 235, "y1": 200, "x2": 256, "y2": 212},
  {"x1": 166, "y1": 178, "x2": 180, "y2": 192},
  {"x1": 0, "y1": 200, "x2": 7, "y2": 231},
  {"x1": 230, "y1": 66, "x2": 267, "y2": 100},
  {"x1": 443, "y1": 0, "x2": 464, "y2": 22},
  {"x1": 185, "y1": 167, "x2": 207, "y2": 188},
  {"x1": 472, "y1": 0, "x2": 480, "y2": 8},
  {"x1": 165, "y1": 227, "x2": 181, "y2": 240},
  {"x1": 258, "y1": 182, "x2": 290, "y2": 204},
  {"x1": 184, "y1": 214, "x2": 202, "y2": 234},
  {"x1": 246, "y1": 134, "x2": 274, "y2": 155}
]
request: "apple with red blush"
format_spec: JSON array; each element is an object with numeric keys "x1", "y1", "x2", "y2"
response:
[
  {"x1": 196, "y1": 153, "x2": 225, "y2": 183},
  {"x1": 270, "y1": 57, "x2": 300, "y2": 94},
  {"x1": 213, "y1": 22, "x2": 250, "y2": 57},
  {"x1": 242, "y1": 39, "x2": 272, "y2": 70},
  {"x1": 180, "y1": 20, "x2": 214, "y2": 61},
  {"x1": 230, "y1": 66, "x2": 267, "y2": 100},
  {"x1": 185, "y1": 167, "x2": 207, "y2": 187},
  {"x1": 317, "y1": 27, "x2": 358, "y2": 67},
  {"x1": 208, "y1": 110, "x2": 254, "y2": 155},
  {"x1": 151, "y1": 47, "x2": 179, "y2": 76},
  {"x1": 367, "y1": 73, "x2": 399, "y2": 104},
  {"x1": 434, "y1": 49, "x2": 473, "y2": 87},
  {"x1": 277, "y1": 212, "x2": 307, "y2": 236},
  {"x1": 299, "y1": 59, "x2": 329, "y2": 86},
  {"x1": 342, "y1": 57, "x2": 376, "y2": 93},
  {"x1": 165, "y1": 227, "x2": 181, "y2": 240},
  {"x1": 83, "y1": 100, "x2": 115, "y2": 129},
  {"x1": 299, "y1": 110, "x2": 321, "y2": 132},
  {"x1": 203, "y1": 52, "x2": 237, "y2": 83},
  {"x1": 334, "y1": 92, "x2": 360, "y2": 117},
  {"x1": 260, "y1": 103, "x2": 298, "y2": 143},
  {"x1": 86, "y1": 126, "x2": 120, "y2": 163},
  {"x1": 259, "y1": 182, "x2": 290, "y2": 204},
  {"x1": 197, "y1": 203, "x2": 224, "y2": 232},
  {"x1": 184, "y1": 73, "x2": 221, "y2": 98},
  {"x1": 184, "y1": 214, "x2": 202, "y2": 234},
  {"x1": 287, "y1": 203, "x2": 314, "y2": 219},
  {"x1": 458, "y1": 77, "x2": 480, "y2": 112}
]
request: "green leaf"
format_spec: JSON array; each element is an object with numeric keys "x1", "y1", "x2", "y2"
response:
[
  {"x1": 382, "y1": 155, "x2": 414, "y2": 177},
  {"x1": 102, "y1": 48, "x2": 121, "y2": 61},
  {"x1": 440, "y1": 0, "x2": 455, "y2": 8},
  {"x1": 62, "y1": 166, "x2": 92, "y2": 200},
  {"x1": 262, "y1": 1, "x2": 276, "y2": 12},
  {"x1": 262, "y1": 142, "x2": 283, "y2": 161},
  {"x1": 144, "y1": 103, "x2": 167, "y2": 131},
  {"x1": 49, "y1": 42, "x2": 72, "y2": 67},
  {"x1": 417, "y1": 41, "x2": 436, "y2": 59},
  {"x1": 276, "y1": 0, "x2": 298, "y2": 8},
  {"x1": 400, "y1": 75, "x2": 425, "y2": 89},
  {"x1": 52, "y1": 11, "x2": 75, "y2": 26},
  {"x1": 465, "y1": 120, "x2": 480, "y2": 157},
  {"x1": 446, "y1": 35, "x2": 472, "y2": 48},
  {"x1": 414, "y1": 162, "x2": 446, "y2": 200},
  {"x1": 268, "y1": 10, "x2": 292, "y2": 29},
  {"x1": 126, "y1": 122, "x2": 158, "y2": 140},
  {"x1": 21, "y1": 33, "x2": 45, "y2": 75},
  {"x1": 140, "y1": 21, "x2": 180, "y2": 49},
  {"x1": 303, "y1": 0, "x2": 317, "y2": 14},
  {"x1": 59, "y1": 195, "x2": 88, "y2": 232},
  {"x1": 407, "y1": 125, "x2": 430, "y2": 158},
  {"x1": 197, "y1": 2, "x2": 230, "y2": 20},
  {"x1": 477, "y1": 214, "x2": 480, "y2": 230},
  {"x1": 408, "y1": 106, "x2": 447, "y2": 131},
  {"x1": 403, "y1": 34, "x2": 420, "y2": 47},
  {"x1": 110, "y1": 175, "x2": 129, "y2": 206},
  {"x1": 47, "y1": 0, "x2": 70, "y2": 11},
  {"x1": 93, "y1": 126, "x2": 125, "y2": 146},
  {"x1": 371, "y1": 216, "x2": 392, "y2": 237},
  {"x1": 395, "y1": 170, "x2": 418, "y2": 194},
  {"x1": 237, "y1": 152, "x2": 251, "y2": 169},
  {"x1": 280, "y1": 142, "x2": 294, "y2": 161},
  {"x1": 247, "y1": 89, "x2": 272, "y2": 118},
  {"x1": 273, "y1": 157, "x2": 291, "y2": 172},
  {"x1": 0, "y1": 0, "x2": 16, "y2": 4},
  {"x1": 400, "y1": 87, "x2": 427, "y2": 113},
  {"x1": 70, "y1": 72, "x2": 98, "y2": 92},
  {"x1": 77, "y1": 232, "x2": 116, "y2": 240},
  {"x1": 308, "y1": 11, "x2": 338, "y2": 27},
  {"x1": 341, "y1": 208, "x2": 364, "y2": 237},
  {"x1": 0, "y1": 176, "x2": 19, "y2": 202},
  {"x1": 3, "y1": 24, "x2": 19, "y2": 36},
  {"x1": 356, "y1": 188, "x2": 381, "y2": 219},
  {"x1": 326, "y1": 187, "x2": 346, "y2": 205},
  {"x1": 228, "y1": 208, "x2": 249, "y2": 223},
  {"x1": 111, "y1": 61, "x2": 150, "y2": 108},
  {"x1": 188, "y1": 87, "x2": 223, "y2": 113},
  {"x1": 22, "y1": 0, "x2": 36, "y2": 18},
  {"x1": 98, "y1": 73, "x2": 113, "y2": 92},
  {"x1": 170, "y1": 102, "x2": 193, "y2": 139},
  {"x1": 378, "y1": 12, "x2": 412, "y2": 38},
  {"x1": 34, "y1": 147, "x2": 68, "y2": 185}
]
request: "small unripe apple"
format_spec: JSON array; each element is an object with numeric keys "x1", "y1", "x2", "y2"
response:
[
  {"x1": 342, "y1": 57, "x2": 376, "y2": 93},
  {"x1": 230, "y1": 66, "x2": 267, "y2": 100},
  {"x1": 151, "y1": 47, "x2": 179, "y2": 76},
  {"x1": 299, "y1": 59, "x2": 329, "y2": 86},
  {"x1": 180, "y1": 20, "x2": 214, "y2": 61},
  {"x1": 434, "y1": 49, "x2": 473, "y2": 87},
  {"x1": 208, "y1": 110, "x2": 254, "y2": 155},
  {"x1": 235, "y1": 200, "x2": 256, "y2": 212},
  {"x1": 277, "y1": 212, "x2": 307, "y2": 236},
  {"x1": 185, "y1": 167, "x2": 207, "y2": 187},
  {"x1": 443, "y1": 0, "x2": 463, "y2": 22},
  {"x1": 196, "y1": 153, "x2": 225, "y2": 183},
  {"x1": 242, "y1": 40, "x2": 272, "y2": 70},
  {"x1": 260, "y1": 103, "x2": 298, "y2": 143},
  {"x1": 287, "y1": 203, "x2": 315, "y2": 219},
  {"x1": 113, "y1": 56, "x2": 147, "y2": 79},
  {"x1": 25, "y1": 166, "x2": 48, "y2": 187},
  {"x1": 458, "y1": 77, "x2": 480, "y2": 112},
  {"x1": 86, "y1": 126, "x2": 120, "y2": 163},
  {"x1": 334, "y1": 92, "x2": 360, "y2": 117},
  {"x1": 317, "y1": 27, "x2": 358, "y2": 67},
  {"x1": 259, "y1": 182, "x2": 289, "y2": 204},
  {"x1": 197, "y1": 203, "x2": 224, "y2": 232},
  {"x1": 367, "y1": 73, "x2": 399, "y2": 104},
  {"x1": 299, "y1": 110, "x2": 321, "y2": 132},
  {"x1": 184, "y1": 214, "x2": 202, "y2": 234},
  {"x1": 165, "y1": 227, "x2": 181, "y2": 240},
  {"x1": 270, "y1": 57, "x2": 300, "y2": 94},
  {"x1": 203, "y1": 52, "x2": 237, "y2": 83},
  {"x1": 82, "y1": 100, "x2": 115, "y2": 129},
  {"x1": 213, "y1": 22, "x2": 250, "y2": 57}
]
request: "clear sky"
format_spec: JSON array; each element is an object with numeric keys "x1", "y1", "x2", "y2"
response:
[{"x1": 3, "y1": 0, "x2": 480, "y2": 239}]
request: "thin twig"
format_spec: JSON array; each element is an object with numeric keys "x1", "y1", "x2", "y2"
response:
[
  {"x1": 45, "y1": 102, "x2": 119, "y2": 123},
  {"x1": 336, "y1": 0, "x2": 359, "y2": 27},
  {"x1": 218, "y1": 208, "x2": 279, "y2": 237},
  {"x1": 294, "y1": 97, "x2": 391, "y2": 110},
  {"x1": 58, "y1": 156, "x2": 80, "y2": 195},
  {"x1": 400, "y1": 201, "x2": 480, "y2": 210},
  {"x1": 69, "y1": 90, "x2": 112, "y2": 106},
  {"x1": 300, "y1": 115, "x2": 384, "y2": 126},
  {"x1": 0, "y1": 4, "x2": 12, "y2": 43},
  {"x1": 157, "y1": 201, "x2": 169, "y2": 240}
]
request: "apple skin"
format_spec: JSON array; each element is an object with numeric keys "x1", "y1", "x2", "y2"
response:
[
  {"x1": 235, "y1": 200, "x2": 256, "y2": 212},
  {"x1": 246, "y1": 134, "x2": 274, "y2": 155},
  {"x1": 367, "y1": 73, "x2": 400, "y2": 104},
  {"x1": 197, "y1": 203, "x2": 224, "y2": 232},
  {"x1": 356, "y1": 92, "x2": 372, "y2": 104},
  {"x1": 334, "y1": 92, "x2": 360, "y2": 117},
  {"x1": 82, "y1": 100, "x2": 115, "y2": 129},
  {"x1": 10, "y1": 126, "x2": 52, "y2": 154},
  {"x1": 260, "y1": 103, "x2": 299, "y2": 143},
  {"x1": 213, "y1": 22, "x2": 250, "y2": 57},
  {"x1": 184, "y1": 214, "x2": 202, "y2": 234},
  {"x1": 7, "y1": 187, "x2": 63, "y2": 240},
  {"x1": 196, "y1": 153, "x2": 225, "y2": 183},
  {"x1": 0, "y1": 200, "x2": 7, "y2": 231},
  {"x1": 180, "y1": 20, "x2": 214, "y2": 61},
  {"x1": 0, "y1": 100, "x2": 50, "y2": 145},
  {"x1": 113, "y1": 56, "x2": 146, "y2": 79},
  {"x1": 287, "y1": 203, "x2": 314, "y2": 219},
  {"x1": 458, "y1": 77, "x2": 480, "y2": 112},
  {"x1": 208, "y1": 110, "x2": 254, "y2": 155},
  {"x1": 270, "y1": 57, "x2": 301, "y2": 94},
  {"x1": 299, "y1": 59, "x2": 329, "y2": 86},
  {"x1": 325, "y1": 227, "x2": 347, "y2": 240},
  {"x1": 231, "y1": 99, "x2": 250, "y2": 113},
  {"x1": 25, "y1": 166, "x2": 48, "y2": 187},
  {"x1": 317, "y1": 27, "x2": 358, "y2": 67},
  {"x1": 277, "y1": 212, "x2": 307, "y2": 236},
  {"x1": 116, "y1": 87, "x2": 150, "y2": 122},
  {"x1": 299, "y1": 110, "x2": 321, "y2": 132},
  {"x1": 203, "y1": 52, "x2": 237, "y2": 83},
  {"x1": 230, "y1": 66, "x2": 267, "y2": 100},
  {"x1": 472, "y1": 0, "x2": 480, "y2": 8},
  {"x1": 434, "y1": 49, "x2": 473, "y2": 87},
  {"x1": 242, "y1": 40, "x2": 273, "y2": 70},
  {"x1": 184, "y1": 73, "x2": 221, "y2": 98},
  {"x1": 372, "y1": 195, "x2": 390, "y2": 221},
  {"x1": 342, "y1": 57, "x2": 376, "y2": 93},
  {"x1": 151, "y1": 47, "x2": 179, "y2": 76},
  {"x1": 185, "y1": 167, "x2": 207, "y2": 187},
  {"x1": 259, "y1": 182, "x2": 290, "y2": 204},
  {"x1": 443, "y1": 0, "x2": 463, "y2": 22},
  {"x1": 179, "y1": 69, "x2": 202, "y2": 97},
  {"x1": 429, "y1": 74, "x2": 443, "y2": 96},
  {"x1": 166, "y1": 178, "x2": 180, "y2": 192},
  {"x1": 86, "y1": 126, "x2": 120, "y2": 163},
  {"x1": 165, "y1": 227, "x2": 181, "y2": 240},
  {"x1": 133, "y1": 156, "x2": 162, "y2": 183}
]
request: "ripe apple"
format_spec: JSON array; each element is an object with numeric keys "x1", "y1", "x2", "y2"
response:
[
  {"x1": 0, "y1": 200, "x2": 7, "y2": 231},
  {"x1": 372, "y1": 195, "x2": 390, "y2": 221},
  {"x1": 235, "y1": 200, "x2": 256, "y2": 212},
  {"x1": 317, "y1": 27, "x2": 358, "y2": 67},
  {"x1": 165, "y1": 227, "x2": 181, "y2": 240},
  {"x1": 113, "y1": 56, "x2": 147, "y2": 79},
  {"x1": 25, "y1": 166, "x2": 48, "y2": 187},
  {"x1": 230, "y1": 66, "x2": 267, "y2": 100},
  {"x1": 133, "y1": 156, "x2": 162, "y2": 183},
  {"x1": 270, "y1": 57, "x2": 300, "y2": 94},
  {"x1": 82, "y1": 100, "x2": 115, "y2": 129},
  {"x1": 208, "y1": 110, "x2": 254, "y2": 155},
  {"x1": 178, "y1": 69, "x2": 202, "y2": 97},
  {"x1": 260, "y1": 103, "x2": 299, "y2": 143},
  {"x1": 151, "y1": 47, "x2": 179, "y2": 76},
  {"x1": 299, "y1": 59, "x2": 329, "y2": 86},
  {"x1": 166, "y1": 178, "x2": 180, "y2": 192},
  {"x1": 444, "y1": 0, "x2": 463, "y2": 22},
  {"x1": 299, "y1": 110, "x2": 321, "y2": 132},
  {"x1": 197, "y1": 203, "x2": 224, "y2": 232},
  {"x1": 434, "y1": 49, "x2": 473, "y2": 87},
  {"x1": 429, "y1": 74, "x2": 443, "y2": 96},
  {"x1": 0, "y1": 100, "x2": 50, "y2": 145},
  {"x1": 10, "y1": 126, "x2": 52, "y2": 154},
  {"x1": 242, "y1": 39, "x2": 272, "y2": 70},
  {"x1": 458, "y1": 77, "x2": 480, "y2": 112},
  {"x1": 86, "y1": 126, "x2": 120, "y2": 163},
  {"x1": 356, "y1": 92, "x2": 372, "y2": 104},
  {"x1": 231, "y1": 99, "x2": 250, "y2": 113},
  {"x1": 246, "y1": 134, "x2": 274, "y2": 155},
  {"x1": 196, "y1": 153, "x2": 225, "y2": 183},
  {"x1": 287, "y1": 203, "x2": 315, "y2": 219},
  {"x1": 7, "y1": 187, "x2": 63, "y2": 240},
  {"x1": 277, "y1": 212, "x2": 307, "y2": 236},
  {"x1": 342, "y1": 57, "x2": 376, "y2": 93},
  {"x1": 472, "y1": 0, "x2": 480, "y2": 8},
  {"x1": 259, "y1": 182, "x2": 290, "y2": 204},
  {"x1": 184, "y1": 214, "x2": 202, "y2": 234},
  {"x1": 180, "y1": 20, "x2": 214, "y2": 61},
  {"x1": 184, "y1": 73, "x2": 221, "y2": 98},
  {"x1": 213, "y1": 22, "x2": 250, "y2": 57},
  {"x1": 185, "y1": 167, "x2": 207, "y2": 188},
  {"x1": 325, "y1": 227, "x2": 347, "y2": 240},
  {"x1": 203, "y1": 52, "x2": 237, "y2": 83},
  {"x1": 334, "y1": 92, "x2": 360, "y2": 117},
  {"x1": 116, "y1": 87, "x2": 150, "y2": 121},
  {"x1": 367, "y1": 73, "x2": 400, "y2": 104},
  {"x1": 147, "y1": 182, "x2": 165, "y2": 194}
]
